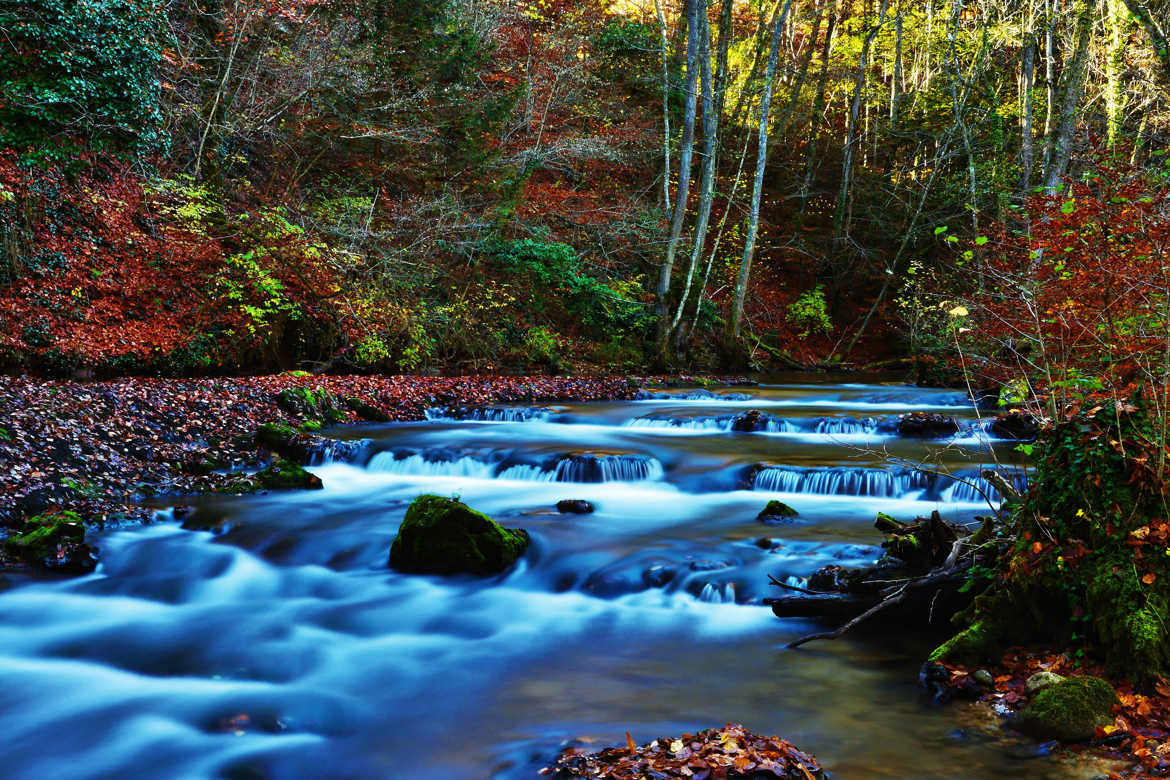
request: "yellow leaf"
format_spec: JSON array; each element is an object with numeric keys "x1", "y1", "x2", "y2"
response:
[
  {"x1": 948, "y1": 305, "x2": 969, "y2": 317},
  {"x1": 1143, "y1": 572, "x2": 1157, "y2": 585}
]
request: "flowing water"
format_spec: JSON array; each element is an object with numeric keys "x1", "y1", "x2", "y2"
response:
[{"x1": 0, "y1": 380, "x2": 1087, "y2": 779}]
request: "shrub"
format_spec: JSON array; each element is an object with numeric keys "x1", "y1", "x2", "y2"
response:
[
  {"x1": 786, "y1": 286, "x2": 832, "y2": 338},
  {"x1": 0, "y1": 0, "x2": 165, "y2": 157}
]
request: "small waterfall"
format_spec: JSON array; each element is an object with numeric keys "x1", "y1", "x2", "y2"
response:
[
  {"x1": 942, "y1": 469, "x2": 1029, "y2": 503},
  {"x1": 366, "y1": 451, "x2": 496, "y2": 478},
  {"x1": 812, "y1": 417, "x2": 879, "y2": 435},
  {"x1": 753, "y1": 466, "x2": 933, "y2": 498},
  {"x1": 496, "y1": 463, "x2": 557, "y2": 482},
  {"x1": 424, "y1": 406, "x2": 552, "y2": 423},
  {"x1": 635, "y1": 389, "x2": 754, "y2": 402},
  {"x1": 552, "y1": 454, "x2": 664, "y2": 483},
  {"x1": 624, "y1": 413, "x2": 796, "y2": 433},
  {"x1": 624, "y1": 415, "x2": 730, "y2": 432},
  {"x1": 698, "y1": 582, "x2": 736, "y2": 604},
  {"x1": 306, "y1": 438, "x2": 368, "y2": 466}
]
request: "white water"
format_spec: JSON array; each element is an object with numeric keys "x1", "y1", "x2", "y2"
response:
[{"x1": 0, "y1": 380, "x2": 1060, "y2": 780}]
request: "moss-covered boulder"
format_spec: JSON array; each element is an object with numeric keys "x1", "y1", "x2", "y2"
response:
[
  {"x1": 255, "y1": 459, "x2": 323, "y2": 490},
  {"x1": 3, "y1": 510, "x2": 97, "y2": 574},
  {"x1": 345, "y1": 396, "x2": 391, "y2": 422},
  {"x1": 276, "y1": 386, "x2": 347, "y2": 424},
  {"x1": 757, "y1": 500, "x2": 798, "y2": 524},
  {"x1": 389, "y1": 494, "x2": 529, "y2": 576},
  {"x1": 1015, "y1": 676, "x2": 1117, "y2": 742},
  {"x1": 255, "y1": 421, "x2": 315, "y2": 462}
]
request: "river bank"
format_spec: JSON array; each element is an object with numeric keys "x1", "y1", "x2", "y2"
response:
[{"x1": 1, "y1": 372, "x2": 721, "y2": 541}]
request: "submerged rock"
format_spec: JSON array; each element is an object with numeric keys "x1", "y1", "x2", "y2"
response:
[
  {"x1": 389, "y1": 494, "x2": 529, "y2": 576},
  {"x1": 989, "y1": 410, "x2": 1040, "y2": 441},
  {"x1": 1015, "y1": 676, "x2": 1118, "y2": 742},
  {"x1": 556, "y1": 499, "x2": 595, "y2": 514},
  {"x1": 897, "y1": 412, "x2": 961, "y2": 438},
  {"x1": 757, "y1": 500, "x2": 799, "y2": 524},
  {"x1": 255, "y1": 459, "x2": 323, "y2": 491}
]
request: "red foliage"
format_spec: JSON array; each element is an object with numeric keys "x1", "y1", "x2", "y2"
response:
[{"x1": 967, "y1": 160, "x2": 1170, "y2": 399}]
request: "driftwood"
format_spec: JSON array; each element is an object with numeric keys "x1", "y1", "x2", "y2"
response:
[{"x1": 770, "y1": 510, "x2": 979, "y2": 647}]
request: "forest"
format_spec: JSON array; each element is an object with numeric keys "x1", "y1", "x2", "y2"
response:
[{"x1": 2, "y1": 0, "x2": 1170, "y2": 777}]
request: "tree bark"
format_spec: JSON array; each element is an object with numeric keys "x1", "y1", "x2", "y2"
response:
[
  {"x1": 1044, "y1": 0, "x2": 1093, "y2": 192},
  {"x1": 727, "y1": 0, "x2": 797, "y2": 344},
  {"x1": 656, "y1": 0, "x2": 701, "y2": 341},
  {"x1": 834, "y1": 0, "x2": 893, "y2": 238}
]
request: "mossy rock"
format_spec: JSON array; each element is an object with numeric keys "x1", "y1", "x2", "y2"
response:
[
  {"x1": 757, "y1": 500, "x2": 798, "y2": 524},
  {"x1": 255, "y1": 459, "x2": 323, "y2": 491},
  {"x1": 389, "y1": 494, "x2": 529, "y2": 576},
  {"x1": 1015, "y1": 676, "x2": 1118, "y2": 742},
  {"x1": 256, "y1": 421, "x2": 313, "y2": 462},
  {"x1": 345, "y1": 396, "x2": 391, "y2": 422},
  {"x1": 3, "y1": 511, "x2": 97, "y2": 574},
  {"x1": 276, "y1": 387, "x2": 346, "y2": 424}
]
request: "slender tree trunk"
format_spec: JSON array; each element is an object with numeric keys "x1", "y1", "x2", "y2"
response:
[
  {"x1": 670, "y1": 2, "x2": 720, "y2": 340},
  {"x1": 890, "y1": 8, "x2": 904, "y2": 128},
  {"x1": 1020, "y1": 21, "x2": 1037, "y2": 190},
  {"x1": 654, "y1": 0, "x2": 673, "y2": 210},
  {"x1": 1041, "y1": 0, "x2": 1058, "y2": 177},
  {"x1": 727, "y1": 0, "x2": 797, "y2": 344},
  {"x1": 1044, "y1": 0, "x2": 1093, "y2": 192},
  {"x1": 834, "y1": 0, "x2": 893, "y2": 238},
  {"x1": 778, "y1": 0, "x2": 826, "y2": 137},
  {"x1": 801, "y1": 0, "x2": 838, "y2": 200},
  {"x1": 656, "y1": 0, "x2": 701, "y2": 341},
  {"x1": 1120, "y1": 0, "x2": 1170, "y2": 83},
  {"x1": 1104, "y1": 0, "x2": 1125, "y2": 148}
]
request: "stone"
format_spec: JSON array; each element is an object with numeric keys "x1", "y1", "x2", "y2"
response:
[
  {"x1": 389, "y1": 494, "x2": 529, "y2": 576},
  {"x1": 255, "y1": 459, "x2": 323, "y2": 490},
  {"x1": 897, "y1": 412, "x2": 961, "y2": 438},
  {"x1": 1015, "y1": 676, "x2": 1118, "y2": 742},
  {"x1": 973, "y1": 669, "x2": 994, "y2": 687},
  {"x1": 757, "y1": 500, "x2": 799, "y2": 524},
  {"x1": 731, "y1": 409, "x2": 769, "y2": 432},
  {"x1": 1025, "y1": 671, "x2": 1066, "y2": 697},
  {"x1": 989, "y1": 410, "x2": 1040, "y2": 441},
  {"x1": 2, "y1": 511, "x2": 97, "y2": 574},
  {"x1": 556, "y1": 499, "x2": 595, "y2": 514}
]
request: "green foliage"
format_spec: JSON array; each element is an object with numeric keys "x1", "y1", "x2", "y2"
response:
[
  {"x1": 785, "y1": 286, "x2": 832, "y2": 338},
  {"x1": 0, "y1": 0, "x2": 165, "y2": 157},
  {"x1": 489, "y1": 240, "x2": 652, "y2": 337},
  {"x1": 592, "y1": 19, "x2": 659, "y2": 91},
  {"x1": 522, "y1": 326, "x2": 559, "y2": 365}
]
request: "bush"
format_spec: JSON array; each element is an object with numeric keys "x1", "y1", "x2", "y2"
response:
[
  {"x1": 786, "y1": 286, "x2": 832, "y2": 338},
  {"x1": 489, "y1": 239, "x2": 652, "y2": 337},
  {"x1": 0, "y1": 0, "x2": 165, "y2": 157}
]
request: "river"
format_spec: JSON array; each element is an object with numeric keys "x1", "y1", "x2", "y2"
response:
[{"x1": 0, "y1": 380, "x2": 1086, "y2": 779}]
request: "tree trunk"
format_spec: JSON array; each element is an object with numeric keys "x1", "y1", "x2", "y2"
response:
[
  {"x1": 1104, "y1": 0, "x2": 1125, "y2": 148},
  {"x1": 1120, "y1": 0, "x2": 1170, "y2": 83},
  {"x1": 669, "y1": 1, "x2": 720, "y2": 341},
  {"x1": 801, "y1": 0, "x2": 839, "y2": 201},
  {"x1": 1044, "y1": 0, "x2": 1093, "y2": 192},
  {"x1": 727, "y1": 0, "x2": 797, "y2": 344},
  {"x1": 654, "y1": 0, "x2": 673, "y2": 210},
  {"x1": 656, "y1": 0, "x2": 701, "y2": 341},
  {"x1": 834, "y1": 0, "x2": 893, "y2": 238},
  {"x1": 1020, "y1": 23, "x2": 1036, "y2": 190}
]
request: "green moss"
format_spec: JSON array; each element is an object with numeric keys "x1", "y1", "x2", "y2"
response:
[
  {"x1": 3, "y1": 510, "x2": 90, "y2": 570},
  {"x1": 929, "y1": 587, "x2": 1020, "y2": 665},
  {"x1": 1086, "y1": 559, "x2": 1170, "y2": 678},
  {"x1": 1015, "y1": 676, "x2": 1118, "y2": 742},
  {"x1": 757, "y1": 500, "x2": 798, "y2": 521},
  {"x1": 255, "y1": 459, "x2": 323, "y2": 490},
  {"x1": 257, "y1": 421, "x2": 297, "y2": 448},
  {"x1": 277, "y1": 387, "x2": 346, "y2": 423},
  {"x1": 389, "y1": 494, "x2": 529, "y2": 576},
  {"x1": 299, "y1": 420, "x2": 323, "y2": 433}
]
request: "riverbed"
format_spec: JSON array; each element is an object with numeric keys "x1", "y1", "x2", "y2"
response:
[{"x1": 0, "y1": 380, "x2": 1081, "y2": 779}]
